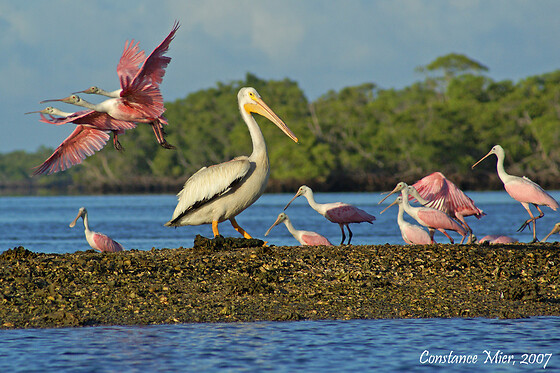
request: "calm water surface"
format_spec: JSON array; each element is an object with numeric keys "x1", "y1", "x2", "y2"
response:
[
  {"x1": 1, "y1": 192, "x2": 559, "y2": 371},
  {"x1": 0, "y1": 318, "x2": 558, "y2": 372}
]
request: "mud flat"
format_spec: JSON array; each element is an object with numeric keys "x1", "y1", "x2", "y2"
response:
[{"x1": 1, "y1": 236, "x2": 559, "y2": 329}]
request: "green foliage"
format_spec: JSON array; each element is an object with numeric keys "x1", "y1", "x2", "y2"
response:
[{"x1": 3, "y1": 55, "x2": 560, "y2": 193}]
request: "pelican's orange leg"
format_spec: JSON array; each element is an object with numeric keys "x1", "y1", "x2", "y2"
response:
[
  {"x1": 229, "y1": 217, "x2": 253, "y2": 239},
  {"x1": 212, "y1": 220, "x2": 220, "y2": 237}
]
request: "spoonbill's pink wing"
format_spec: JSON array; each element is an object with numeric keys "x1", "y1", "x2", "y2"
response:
[
  {"x1": 401, "y1": 224, "x2": 432, "y2": 245},
  {"x1": 505, "y1": 177, "x2": 559, "y2": 210},
  {"x1": 413, "y1": 172, "x2": 484, "y2": 218},
  {"x1": 117, "y1": 40, "x2": 146, "y2": 82},
  {"x1": 92, "y1": 232, "x2": 124, "y2": 252},
  {"x1": 130, "y1": 21, "x2": 179, "y2": 88},
  {"x1": 33, "y1": 126, "x2": 110, "y2": 175},
  {"x1": 300, "y1": 232, "x2": 332, "y2": 246},
  {"x1": 40, "y1": 110, "x2": 137, "y2": 131},
  {"x1": 325, "y1": 204, "x2": 375, "y2": 224},
  {"x1": 416, "y1": 208, "x2": 465, "y2": 234}
]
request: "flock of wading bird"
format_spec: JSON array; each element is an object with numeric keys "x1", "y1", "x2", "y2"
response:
[{"x1": 26, "y1": 23, "x2": 560, "y2": 252}]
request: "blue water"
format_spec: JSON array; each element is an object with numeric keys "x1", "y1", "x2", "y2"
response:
[
  {"x1": 0, "y1": 318, "x2": 558, "y2": 372},
  {"x1": 2, "y1": 191, "x2": 560, "y2": 253},
  {"x1": 1, "y1": 192, "x2": 560, "y2": 371}
]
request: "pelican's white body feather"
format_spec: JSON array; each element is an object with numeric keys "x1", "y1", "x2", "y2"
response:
[{"x1": 164, "y1": 87, "x2": 297, "y2": 234}]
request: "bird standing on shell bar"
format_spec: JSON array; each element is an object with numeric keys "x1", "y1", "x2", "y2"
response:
[
  {"x1": 70, "y1": 207, "x2": 124, "y2": 253},
  {"x1": 265, "y1": 212, "x2": 333, "y2": 246},
  {"x1": 165, "y1": 87, "x2": 298, "y2": 239},
  {"x1": 472, "y1": 144, "x2": 558, "y2": 242},
  {"x1": 379, "y1": 182, "x2": 467, "y2": 244},
  {"x1": 380, "y1": 196, "x2": 433, "y2": 245},
  {"x1": 284, "y1": 185, "x2": 375, "y2": 245},
  {"x1": 410, "y1": 172, "x2": 484, "y2": 243}
]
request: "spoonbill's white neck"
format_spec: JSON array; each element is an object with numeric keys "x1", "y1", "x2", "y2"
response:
[
  {"x1": 281, "y1": 216, "x2": 298, "y2": 236},
  {"x1": 95, "y1": 88, "x2": 122, "y2": 98},
  {"x1": 494, "y1": 149, "x2": 510, "y2": 183}
]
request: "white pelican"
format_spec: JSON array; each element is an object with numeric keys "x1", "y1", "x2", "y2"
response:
[{"x1": 164, "y1": 87, "x2": 298, "y2": 238}]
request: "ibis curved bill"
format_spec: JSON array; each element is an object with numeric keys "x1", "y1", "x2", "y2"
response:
[{"x1": 164, "y1": 87, "x2": 298, "y2": 239}]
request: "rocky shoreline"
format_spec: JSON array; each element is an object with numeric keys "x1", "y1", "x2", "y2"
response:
[{"x1": 1, "y1": 237, "x2": 559, "y2": 329}]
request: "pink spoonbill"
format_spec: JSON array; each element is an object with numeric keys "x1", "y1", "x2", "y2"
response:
[
  {"x1": 379, "y1": 182, "x2": 467, "y2": 244},
  {"x1": 165, "y1": 87, "x2": 298, "y2": 239},
  {"x1": 32, "y1": 106, "x2": 136, "y2": 149},
  {"x1": 265, "y1": 212, "x2": 333, "y2": 246},
  {"x1": 410, "y1": 172, "x2": 485, "y2": 243},
  {"x1": 26, "y1": 107, "x2": 135, "y2": 175},
  {"x1": 69, "y1": 207, "x2": 124, "y2": 252},
  {"x1": 472, "y1": 145, "x2": 558, "y2": 242},
  {"x1": 284, "y1": 185, "x2": 375, "y2": 245},
  {"x1": 72, "y1": 22, "x2": 180, "y2": 149},
  {"x1": 41, "y1": 23, "x2": 180, "y2": 149},
  {"x1": 477, "y1": 235, "x2": 518, "y2": 244},
  {"x1": 380, "y1": 196, "x2": 433, "y2": 245}
]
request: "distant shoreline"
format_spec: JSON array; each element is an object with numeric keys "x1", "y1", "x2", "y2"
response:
[{"x1": 1, "y1": 239, "x2": 559, "y2": 329}]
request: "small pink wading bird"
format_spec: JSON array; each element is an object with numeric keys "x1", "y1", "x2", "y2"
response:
[
  {"x1": 165, "y1": 88, "x2": 298, "y2": 238},
  {"x1": 284, "y1": 185, "x2": 375, "y2": 245},
  {"x1": 472, "y1": 145, "x2": 559, "y2": 242},
  {"x1": 42, "y1": 22, "x2": 180, "y2": 149},
  {"x1": 69, "y1": 207, "x2": 124, "y2": 252},
  {"x1": 26, "y1": 106, "x2": 137, "y2": 175},
  {"x1": 380, "y1": 196, "x2": 433, "y2": 245},
  {"x1": 379, "y1": 182, "x2": 467, "y2": 244},
  {"x1": 410, "y1": 172, "x2": 485, "y2": 243},
  {"x1": 265, "y1": 212, "x2": 333, "y2": 246},
  {"x1": 477, "y1": 235, "x2": 518, "y2": 244}
]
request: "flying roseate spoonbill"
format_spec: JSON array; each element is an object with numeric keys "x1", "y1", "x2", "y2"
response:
[
  {"x1": 75, "y1": 21, "x2": 179, "y2": 97},
  {"x1": 27, "y1": 107, "x2": 118, "y2": 175},
  {"x1": 69, "y1": 207, "x2": 124, "y2": 252},
  {"x1": 543, "y1": 223, "x2": 560, "y2": 242},
  {"x1": 284, "y1": 185, "x2": 375, "y2": 245},
  {"x1": 40, "y1": 90, "x2": 172, "y2": 148},
  {"x1": 379, "y1": 182, "x2": 467, "y2": 244},
  {"x1": 164, "y1": 87, "x2": 298, "y2": 238},
  {"x1": 380, "y1": 196, "x2": 433, "y2": 245},
  {"x1": 72, "y1": 22, "x2": 180, "y2": 149},
  {"x1": 265, "y1": 212, "x2": 333, "y2": 246},
  {"x1": 27, "y1": 106, "x2": 136, "y2": 151},
  {"x1": 472, "y1": 144, "x2": 559, "y2": 242},
  {"x1": 410, "y1": 172, "x2": 485, "y2": 243},
  {"x1": 477, "y1": 235, "x2": 518, "y2": 244}
]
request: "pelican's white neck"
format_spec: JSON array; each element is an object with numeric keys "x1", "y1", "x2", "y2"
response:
[{"x1": 240, "y1": 105, "x2": 267, "y2": 160}]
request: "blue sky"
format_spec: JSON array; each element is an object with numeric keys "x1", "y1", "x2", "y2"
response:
[{"x1": 2, "y1": 0, "x2": 560, "y2": 153}]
